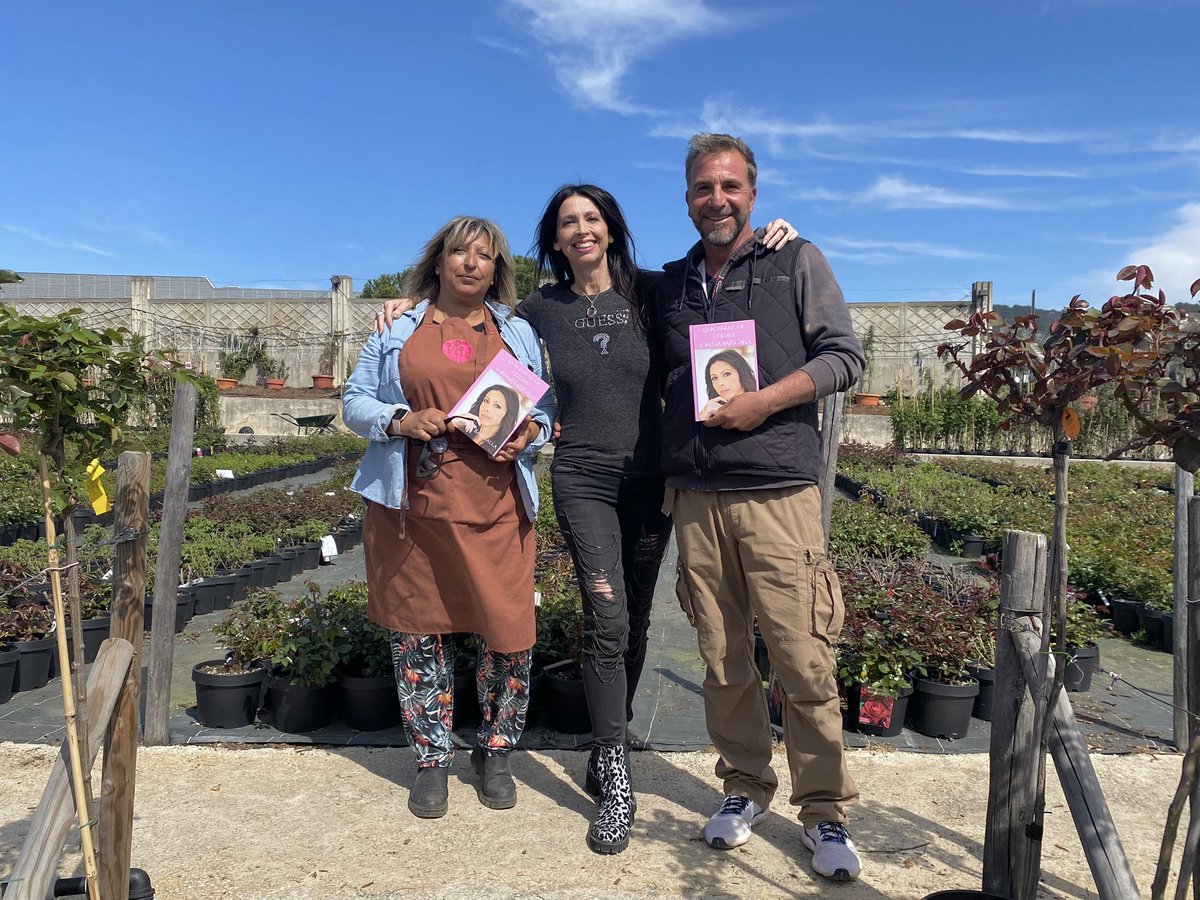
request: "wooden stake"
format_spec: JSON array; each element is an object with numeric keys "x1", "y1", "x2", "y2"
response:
[
  {"x1": 98, "y1": 451, "x2": 150, "y2": 900},
  {"x1": 818, "y1": 390, "x2": 846, "y2": 551},
  {"x1": 984, "y1": 528, "x2": 1046, "y2": 900},
  {"x1": 144, "y1": 380, "x2": 195, "y2": 746},
  {"x1": 37, "y1": 454, "x2": 100, "y2": 900},
  {"x1": 1174, "y1": 467, "x2": 1193, "y2": 751}
]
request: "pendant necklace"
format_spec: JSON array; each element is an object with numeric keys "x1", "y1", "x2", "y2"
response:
[{"x1": 576, "y1": 286, "x2": 604, "y2": 318}]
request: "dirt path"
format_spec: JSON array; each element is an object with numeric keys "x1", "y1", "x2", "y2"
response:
[{"x1": 0, "y1": 743, "x2": 1182, "y2": 899}]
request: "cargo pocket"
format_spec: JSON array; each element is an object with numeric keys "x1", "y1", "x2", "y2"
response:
[
  {"x1": 806, "y1": 551, "x2": 845, "y2": 645},
  {"x1": 674, "y1": 559, "x2": 697, "y2": 628}
]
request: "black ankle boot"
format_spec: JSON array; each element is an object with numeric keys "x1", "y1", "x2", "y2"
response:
[
  {"x1": 408, "y1": 766, "x2": 448, "y2": 819},
  {"x1": 587, "y1": 744, "x2": 634, "y2": 855},
  {"x1": 471, "y1": 747, "x2": 517, "y2": 810}
]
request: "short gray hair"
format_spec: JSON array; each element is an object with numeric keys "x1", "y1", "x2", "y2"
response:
[{"x1": 685, "y1": 133, "x2": 758, "y2": 189}]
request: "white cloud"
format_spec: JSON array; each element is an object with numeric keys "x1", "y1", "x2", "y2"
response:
[
  {"x1": 4, "y1": 224, "x2": 114, "y2": 257},
  {"x1": 854, "y1": 176, "x2": 1021, "y2": 211},
  {"x1": 505, "y1": 0, "x2": 725, "y2": 113},
  {"x1": 1073, "y1": 203, "x2": 1200, "y2": 304},
  {"x1": 822, "y1": 236, "x2": 986, "y2": 260},
  {"x1": 1126, "y1": 202, "x2": 1200, "y2": 300}
]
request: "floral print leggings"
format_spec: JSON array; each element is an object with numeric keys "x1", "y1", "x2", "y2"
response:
[{"x1": 391, "y1": 632, "x2": 531, "y2": 769}]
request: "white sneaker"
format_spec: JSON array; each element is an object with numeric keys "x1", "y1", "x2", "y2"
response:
[
  {"x1": 704, "y1": 795, "x2": 769, "y2": 850},
  {"x1": 801, "y1": 821, "x2": 862, "y2": 881}
]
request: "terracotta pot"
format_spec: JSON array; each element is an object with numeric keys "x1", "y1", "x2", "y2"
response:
[
  {"x1": 854, "y1": 392, "x2": 883, "y2": 406},
  {"x1": 215, "y1": 377, "x2": 238, "y2": 390},
  {"x1": 311, "y1": 373, "x2": 335, "y2": 389},
  {"x1": 265, "y1": 378, "x2": 285, "y2": 390}
]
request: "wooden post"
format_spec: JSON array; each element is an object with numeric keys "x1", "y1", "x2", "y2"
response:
[
  {"x1": 984, "y1": 528, "x2": 1047, "y2": 900},
  {"x1": 1190, "y1": 496, "x2": 1200, "y2": 744},
  {"x1": 1175, "y1": 467, "x2": 1193, "y2": 750},
  {"x1": 98, "y1": 451, "x2": 151, "y2": 900},
  {"x1": 818, "y1": 391, "x2": 846, "y2": 552},
  {"x1": 4, "y1": 639, "x2": 135, "y2": 900},
  {"x1": 144, "y1": 380, "x2": 196, "y2": 746},
  {"x1": 1011, "y1": 630, "x2": 1142, "y2": 899}
]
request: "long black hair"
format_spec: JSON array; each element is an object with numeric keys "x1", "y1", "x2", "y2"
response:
[
  {"x1": 533, "y1": 184, "x2": 644, "y2": 324},
  {"x1": 468, "y1": 384, "x2": 521, "y2": 453},
  {"x1": 704, "y1": 350, "x2": 757, "y2": 399}
]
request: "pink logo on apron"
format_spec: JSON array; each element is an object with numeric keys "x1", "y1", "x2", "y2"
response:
[{"x1": 442, "y1": 339, "x2": 473, "y2": 363}]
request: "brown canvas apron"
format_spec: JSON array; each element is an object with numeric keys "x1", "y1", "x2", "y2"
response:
[{"x1": 363, "y1": 308, "x2": 535, "y2": 653}]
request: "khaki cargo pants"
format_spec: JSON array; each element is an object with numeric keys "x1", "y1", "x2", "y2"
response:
[{"x1": 670, "y1": 483, "x2": 858, "y2": 825}]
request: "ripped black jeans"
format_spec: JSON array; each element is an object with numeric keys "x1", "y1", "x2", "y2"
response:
[{"x1": 551, "y1": 464, "x2": 674, "y2": 746}]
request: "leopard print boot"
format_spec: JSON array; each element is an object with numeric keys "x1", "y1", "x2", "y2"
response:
[{"x1": 586, "y1": 744, "x2": 634, "y2": 855}]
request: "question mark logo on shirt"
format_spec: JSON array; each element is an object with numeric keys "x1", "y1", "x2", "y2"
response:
[{"x1": 593, "y1": 333, "x2": 610, "y2": 356}]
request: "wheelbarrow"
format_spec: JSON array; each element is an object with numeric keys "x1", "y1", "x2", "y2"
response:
[{"x1": 270, "y1": 412, "x2": 337, "y2": 434}]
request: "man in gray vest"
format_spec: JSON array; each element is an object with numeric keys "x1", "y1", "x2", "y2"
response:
[{"x1": 655, "y1": 133, "x2": 865, "y2": 882}]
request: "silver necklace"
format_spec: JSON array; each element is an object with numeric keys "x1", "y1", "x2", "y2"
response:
[{"x1": 574, "y1": 286, "x2": 606, "y2": 318}]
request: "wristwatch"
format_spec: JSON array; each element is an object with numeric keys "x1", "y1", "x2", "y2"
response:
[{"x1": 390, "y1": 408, "x2": 408, "y2": 435}]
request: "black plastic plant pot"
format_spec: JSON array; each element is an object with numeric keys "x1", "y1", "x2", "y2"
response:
[
  {"x1": 209, "y1": 574, "x2": 238, "y2": 610},
  {"x1": 191, "y1": 580, "x2": 217, "y2": 616},
  {"x1": 1161, "y1": 612, "x2": 1175, "y2": 653},
  {"x1": 923, "y1": 891, "x2": 1009, "y2": 900},
  {"x1": 453, "y1": 666, "x2": 482, "y2": 727},
  {"x1": 12, "y1": 635, "x2": 55, "y2": 692},
  {"x1": 338, "y1": 672, "x2": 402, "y2": 731},
  {"x1": 1063, "y1": 644, "x2": 1099, "y2": 693},
  {"x1": 80, "y1": 616, "x2": 111, "y2": 664},
  {"x1": 302, "y1": 542, "x2": 321, "y2": 570},
  {"x1": 192, "y1": 660, "x2": 265, "y2": 728},
  {"x1": 542, "y1": 659, "x2": 591, "y2": 735},
  {"x1": 263, "y1": 673, "x2": 337, "y2": 733},
  {"x1": 908, "y1": 677, "x2": 979, "y2": 739},
  {"x1": 968, "y1": 664, "x2": 996, "y2": 722},
  {"x1": 1137, "y1": 606, "x2": 1165, "y2": 648},
  {"x1": 143, "y1": 593, "x2": 193, "y2": 635},
  {"x1": 959, "y1": 534, "x2": 985, "y2": 557},
  {"x1": 0, "y1": 645, "x2": 19, "y2": 705},
  {"x1": 1109, "y1": 598, "x2": 1143, "y2": 636},
  {"x1": 842, "y1": 683, "x2": 912, "y2": 737}
]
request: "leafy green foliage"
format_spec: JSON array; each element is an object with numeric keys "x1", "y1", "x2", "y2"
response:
[
  {"x1": 325, "y1": 581, "x2": 391, "y2": 677},
  {"x1": 360, "y1": 270, "x2": 411, "y2": 299},
  {"x1": 213, "y1": 588, "x2": 288, "y2": 671},
  {"x1": 829, "y1": 496, "x2": 929, "y2": 558},
  {"x1": 271, "y1": 582, "x2": 353, "y2": 687}
]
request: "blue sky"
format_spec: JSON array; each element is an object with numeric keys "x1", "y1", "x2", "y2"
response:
[{"x1": 3, "y1": 0, "x2": 1198, "y2": 310}]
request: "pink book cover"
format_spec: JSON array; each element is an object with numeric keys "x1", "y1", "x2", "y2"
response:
[
  {"x1": 446, "y1": 350, "x2": 550, "y2": 457},
  {"x1": 689, "y1": 321, "x2": 759, "y2": 421}
]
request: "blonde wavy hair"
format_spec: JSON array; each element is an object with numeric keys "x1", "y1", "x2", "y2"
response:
[{"x1": 406, "y1": 216, "x2": 517, "y2": 309}]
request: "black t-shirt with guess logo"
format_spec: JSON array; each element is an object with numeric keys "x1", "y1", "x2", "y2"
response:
[{"x1": 517, "y1": 281, "x2": 662, "y2": 476}]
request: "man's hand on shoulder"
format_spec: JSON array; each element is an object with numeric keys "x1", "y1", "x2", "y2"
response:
[{"x1": 702, "y1": 391, "x2": 773, "y2": 432}]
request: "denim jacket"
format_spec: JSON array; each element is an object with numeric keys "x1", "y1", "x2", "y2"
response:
[{"x1": 342, "y1": 299, "x2": 554, "y2": 520}]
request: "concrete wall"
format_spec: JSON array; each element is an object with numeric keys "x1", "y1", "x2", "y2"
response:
[{"x1": 219, "y1": 396, "x2": 346, "y2": 437}]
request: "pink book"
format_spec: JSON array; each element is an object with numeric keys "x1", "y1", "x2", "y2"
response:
[
  {"x1": 689, "y1": 321, "x2": 759, "y2": 421},
  {"x1": 446, "y1": 350, "x2": 551, "y2": 457}
]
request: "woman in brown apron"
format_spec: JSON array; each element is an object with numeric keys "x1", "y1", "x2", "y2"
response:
[{"x1": 344, "y1": 216, "x2": 552, "y2": 821}]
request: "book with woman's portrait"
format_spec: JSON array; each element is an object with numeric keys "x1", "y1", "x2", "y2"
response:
[
  {"x1": 689, "y1": 321, "x2": 760, "y2": 422},
  {"x1": 447, "y1": 351, "x2": 551, "y2": 457}
]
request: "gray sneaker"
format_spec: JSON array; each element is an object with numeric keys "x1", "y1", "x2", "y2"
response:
[
  {"x1": 703, "y1": 795, "x2": 768, "y2": 850},
  {"x1": 801, "y1": 821, "x2": 862, "y2": 881}
]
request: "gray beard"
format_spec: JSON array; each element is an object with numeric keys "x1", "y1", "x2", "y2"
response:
[{"x1": 696, "y1": 211, "x2": 746, "y2": 246}]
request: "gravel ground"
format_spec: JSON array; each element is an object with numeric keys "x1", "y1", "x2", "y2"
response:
[{"x1": 0, "y1": 742, "x2": 1185, "y2": 899}]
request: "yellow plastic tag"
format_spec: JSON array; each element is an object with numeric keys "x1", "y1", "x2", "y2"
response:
[{"x1": 86, "y1": 458, "x2": 111, "y2": 515}]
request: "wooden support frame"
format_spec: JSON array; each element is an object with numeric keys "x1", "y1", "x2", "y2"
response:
[
  {"x1": 4, "y1": 639, "x2": 135, "y2": 900},
  {"x1": 985, "y1": 528, "x2": 1141, "y2": 900}
]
